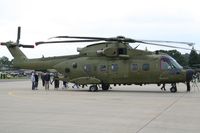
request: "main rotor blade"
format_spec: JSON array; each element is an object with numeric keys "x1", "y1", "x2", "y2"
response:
[
  {"x1": 50, "y1": 36, "x2": 107, "y2": 40},
  {"x1": 137, "y1": 41, "x2": 200, "y2": 52},
  {"x1": 39, "y1": 35, "x2": 198, "y2": 51},
  {"x1": 51, "y1": 36, "x2": 195, "y2": 46},
  {"x1": 16, "y1": 26, "x2": 21, "y2": 45},
  {"x1": 36, "y1": 39, "x2": 103, "y2": 46},
  {"x1": 139, "y1": 40, "x2": 194, "y2": 46},
  {"x1": 51, "y1": 36, "x2": 135, "y2": 42},
  {"x1": 52, "y1": 36, "x2": 194, "y2": 45},
  {"x1": 51, "y1": 36, "x2": 138, "y2": 43}
]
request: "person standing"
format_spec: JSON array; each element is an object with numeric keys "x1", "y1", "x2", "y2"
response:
[
  {"x1": 41, "y1": 73, "x2": 45, "y2": 87},
  {"x1": 34, "y1": 73, "x2": 39, "y2": 90},
  {"x1": 160, "y1": 83, "x2": 166, "y2": 91},
  {"x1": 51, "y1": 73, "x2": 60, "y2": 90},
  {"x1": 62, "y1": 81, "x2": 68, "y2": 89},
  {"x1": 31, "y1": 72, "x2": 35, "y2": 90},
  {"x1": 44, "y1": 72, "x2": 50, "y2": 90},
  {"x1": 197, "y1": 72, "x2": 200, "y2": 82}
]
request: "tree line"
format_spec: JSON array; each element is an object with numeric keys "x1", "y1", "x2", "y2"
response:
[{"x1": 0, "y1": 56, "x2": 12, "y2": 68}]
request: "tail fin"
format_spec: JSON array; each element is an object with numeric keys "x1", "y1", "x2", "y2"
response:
[
  {"x1": 6, "y1": 42, "x2": 27, "y2": 61},
  {"x1": 5, "y1": 43, "x2": 28, "y2": 68},
  {"x1": 1, "y1": 27, "x2": 34, "y2": 68}
]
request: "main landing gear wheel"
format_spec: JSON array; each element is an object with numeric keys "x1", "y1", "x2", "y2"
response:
[
  {"x1": 102, "y1": 83, "x2": 110, "y2": 91},
  {"x1": 89, "y1": 85, "x2": 98, "y2": 92},
  {"x1": 170, "y1": 83, "x2": 177, "y2": 93}
]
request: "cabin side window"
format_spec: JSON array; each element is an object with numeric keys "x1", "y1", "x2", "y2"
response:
[
  {"x1": 99, "y1": 65, "x2": 107, "y2": 72},
  {"x1": 111, "y1": 64, "x2": 118, "y2": 71},
  {"x1": 142, "y1": 64, "x2": 150, "y2": 71},
  {"x1": 84, "y1": 64, "x2": 92, "y2": 72},
  {"x1": 72, "y1": 62, "x2": 77, "y2": 69},
  {"x1": 131, "y1": 64, "x2": 138, "y2": 71}
]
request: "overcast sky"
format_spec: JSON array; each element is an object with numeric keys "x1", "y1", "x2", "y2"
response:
[{"x1": 0, "y1": 0, "x2": 200, "y2": 59}]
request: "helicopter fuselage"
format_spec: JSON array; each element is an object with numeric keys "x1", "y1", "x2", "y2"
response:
[
  {"x1": 2, "y1": 27, "x2": 195, "y2": 92},
  {"x1": 12, "y1": 42, "x2": 190, "y2": 86}
]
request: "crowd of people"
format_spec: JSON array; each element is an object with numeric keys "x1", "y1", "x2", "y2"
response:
[{"x1": 31, "y1": 72, "x2": 79, "y2": 90}]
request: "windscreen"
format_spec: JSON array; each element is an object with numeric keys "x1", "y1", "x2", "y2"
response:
[{"x1": 160, "y1": 56, "x2": 183, "y2": 70}]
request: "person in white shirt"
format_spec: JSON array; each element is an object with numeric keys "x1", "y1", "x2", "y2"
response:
[{"x1": 31, "y1": 72, "x2": 35, "y2": 90}]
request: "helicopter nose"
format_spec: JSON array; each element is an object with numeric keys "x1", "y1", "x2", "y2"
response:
[{"x1": 186, "y1": 69, "x2": 194, "y2": 82}]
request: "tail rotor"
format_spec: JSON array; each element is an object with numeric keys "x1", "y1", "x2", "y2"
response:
[
  {"x1": 16, "y1": 26, "x2": 21, "y2": 46},
  {"x1": 1, "y1": 26, "x2": 34, "y2": 48}
]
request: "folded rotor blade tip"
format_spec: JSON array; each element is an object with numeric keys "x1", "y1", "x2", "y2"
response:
[
  {"x1": 48, "y1": 37, "x2": 56, "y2": 40},
  {"x1": 35, "y1": 42, "x2": 42, "y2": 46}
]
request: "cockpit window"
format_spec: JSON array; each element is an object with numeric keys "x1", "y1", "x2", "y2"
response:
[
  {"x1": 160, "y1": 57, "x2": 182, "y2": 70},
  {"x1": 170, "y1": 57, "x2": 183, "y2": 69}
]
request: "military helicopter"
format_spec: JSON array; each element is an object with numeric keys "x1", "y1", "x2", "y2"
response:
[{"x1": 0, "y1": 27, "x2": 196, "y2": 92}]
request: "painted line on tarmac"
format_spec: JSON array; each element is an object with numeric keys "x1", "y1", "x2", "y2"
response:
[
  {"x1": 135, "y1": 93, "x2": 186, "y2": 133},
  {"x1": 8, "y1": 91, "x2": 29, "y2": 99},
  {"x1": 8, "y1": 91, "x2": 44, "y2": 100},
  {"x1": 8, "y1": 91, "x2": 16, "y2": 97}
]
